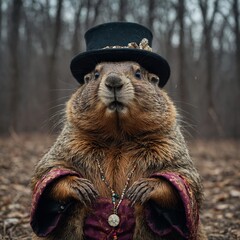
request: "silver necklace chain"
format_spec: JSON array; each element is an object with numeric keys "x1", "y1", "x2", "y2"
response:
[{"x1": 96, "y1": 158, "x2": 137, "y2": 227}]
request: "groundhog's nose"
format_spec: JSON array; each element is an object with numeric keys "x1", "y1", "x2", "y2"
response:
[{"x1": 105, "y1": 75, "x2": 124, "y2": 92}]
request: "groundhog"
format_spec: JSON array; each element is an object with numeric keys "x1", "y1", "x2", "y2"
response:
[
  {"x1": 30, "y1": 22, "x2": 207, "y2": 240},
  {"x1": 30, "y1": 61, "x2": 207, "y2": 240}
]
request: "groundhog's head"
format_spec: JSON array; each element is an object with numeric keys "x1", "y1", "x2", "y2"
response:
[{"x1": 67, "y1": 61, "x2": 176, "y2": 139}]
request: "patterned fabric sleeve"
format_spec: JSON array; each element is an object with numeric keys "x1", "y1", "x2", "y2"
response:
[
  {"x1": 145, "y1": 172, "x2": 199, "y2": 240},
  {"x1": 30, "y1": 168, "x2": 81, "y2": 237}
]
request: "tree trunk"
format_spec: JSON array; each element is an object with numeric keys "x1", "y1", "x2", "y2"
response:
[
  {"x1": 47, "y1": 0, "x2": 64, "y2": 129},
  {"x1": 85, "y1": 0, "x2": 102, "y2": 30},
  {"x1": 118, "y1": 0, "x2": 127, "y2": 21},
  {"x1": 90, "y1": 0, "x2": 103, "y2": 27},
  {"x1": 72, "y1": 2, "x2": 83, "y2": 54},
  {"x1": 0, "y1": 0, "x2": 2, "y2": 44},
  {"x1": 198, "y1": 0, "x2": 223, "y2": 136},
  {"x1": 178, "y1": 0, "x2": 187, "y2": 106},
  {"x1": 147, "y1": 0, "x2": 155, "y2": 29},
  {"x1": 8, "y1": 0, "x2": 23, "y2": 132},
  {"x1": 0, "y1": 0, "x2": 2, "y2": 70},
  {"x1": 204, "y1": 27, "x2": 214, "y2": 110},
  {"x1": 199, "y1": 0, "x2": 213, "y2": 111},
  {"x1": 233, "y1": 0, "x2": 240, "y2": 83},
  {"x1": 232, "y1": 0, "x2": 240, "y2": 137}
]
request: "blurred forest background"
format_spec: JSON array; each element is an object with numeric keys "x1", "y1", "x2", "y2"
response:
[
  {"x1": 0, "y1": 0, "x2": 239, "y2": 138},
  {"x1": 1, "y1": 1, "x2": 240, "y2": 239}
]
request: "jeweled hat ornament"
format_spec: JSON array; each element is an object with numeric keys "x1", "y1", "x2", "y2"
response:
[{"x1": 70, "y1": 22, "x2": 170, "y2": 88}]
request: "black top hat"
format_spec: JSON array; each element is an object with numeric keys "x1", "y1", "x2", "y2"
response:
[{"x1": 70, "y1": 22, "x2": 170, "y2": 88}]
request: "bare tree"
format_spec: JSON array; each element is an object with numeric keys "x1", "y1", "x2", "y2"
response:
[
  {"x1": 0, "y1": 0, "x2": 2, "y2": 44},
  {"x1": 8, "y1": 0, "x2": 23, "y2": 131},
  {"x1": 198, "y1": 0, "x2": 223, "y2": 136},
  {"x1": 47, "y1": 0, "x2": 64, "y2": 126},
  {"x1": 85, "y1": 0, "x2": 103, "y2": 30},
  {"x1": 232, "y1": 0, "x2": 240, "y2": 85},
  {"x1": 0, "y1": 0, "x2": 2, "y2": 68},
  {"x1": 231, "y1": 0, "x2": 240, "y2": 137},
  {"x1": 154, "y1": 1, "x2": 178, "y2": 62},
  {"x1": 72, "y1": 1, "x2": 83, "y2": 54},
  {"x1": 177, "y1": 0, "x2": 187, "y2": 105},
  {"x1": 199, "y1": 0, "x2": 219, "y2": 106},
  {"x1": 119, "y1": 0, "x2": 127, "y2": 21}
]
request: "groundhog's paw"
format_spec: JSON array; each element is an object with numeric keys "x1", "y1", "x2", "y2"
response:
[
  {"x1": 126, "y1": 178, "x2": 159, "y2": 205},
  {"x1": 70, "y1": 178, "x2": 99, "y2": 206},
  {"x1": 50, "y1": 175, "x2": 99, "y2": 206}
]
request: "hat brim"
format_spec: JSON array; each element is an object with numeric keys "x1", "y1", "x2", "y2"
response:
[{"x1": 70, "y1": 48, "x2": 170, "y2": 88}]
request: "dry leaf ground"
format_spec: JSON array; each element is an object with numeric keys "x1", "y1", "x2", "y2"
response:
[{"x1": 0, "y1": 135, "x2": 239, "y2": 239}]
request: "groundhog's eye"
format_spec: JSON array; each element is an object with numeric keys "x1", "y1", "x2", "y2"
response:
[
  {"x1": 135, "y1": 69, "x2": 141, "y2": 79},
  {"x1": 94, "y1": 71, "x2": 100, "y2": 80}
]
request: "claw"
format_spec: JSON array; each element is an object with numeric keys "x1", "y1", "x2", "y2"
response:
[
  {"x1": 127, "y1": 178, "x2": 158, "y2": 206},
  {"x1": 71, "y1": 178, "x2": 98, "y2": 205},
  {"x1": 130, "y1": 184, "x2": 150, "y2": 204},
  {"x1": 83, "y1": 183, "x2": 98, "y2": 200},
  {"x1": 127, "y1": 180, "x2": 148, "y2": 199},
  {"x1": 77, "y1": 179, "x2": 99, "y2": 197},
  {"x1": 140, "y1": 188, "x2": 153, "y2": 204},
  {"x1": 81, "y1": 187, "x2": 92, "y2": 204}
]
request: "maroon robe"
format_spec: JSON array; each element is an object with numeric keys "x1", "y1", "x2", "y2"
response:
[{"x1": 30, "y1": 168, "x2": 199, "y2": 239}]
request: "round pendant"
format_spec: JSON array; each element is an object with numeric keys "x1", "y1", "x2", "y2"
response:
[{"x1": 108, "y1": 214, "x2": 120, "y2": 227}]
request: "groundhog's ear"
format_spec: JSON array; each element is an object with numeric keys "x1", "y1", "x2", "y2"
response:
[
  {"x1": 148, "y1": 73, "x2": 160, "y2": 86},
  {"x1": 84, "y1": 73, "x2": 92, "y2": 84}
]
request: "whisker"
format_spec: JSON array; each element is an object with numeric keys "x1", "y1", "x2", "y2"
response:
[
  {"x1": 50, "y1": 88, "x2": 76, "y2": 92},
  {"x1": 49, "y1": 110, "x2": 66, "y2": 133}
]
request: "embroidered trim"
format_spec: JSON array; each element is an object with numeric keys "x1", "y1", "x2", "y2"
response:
[
  {"x1": 148, "y1": 172, "x2": 199, "y2": 240},
  {"x1": 31, "y1": 168, "x2": 81, "y2": 236}
]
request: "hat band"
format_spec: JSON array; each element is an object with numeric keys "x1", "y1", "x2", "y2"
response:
[{"x1": 103, "y1": 38, "x2": 152, "y2": 52}]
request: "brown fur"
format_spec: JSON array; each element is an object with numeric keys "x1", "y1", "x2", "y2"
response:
[
  {"x1": 32, "y1": 62, "x2": 207, "y2": 239},
  {"x1": 148, "y1": 178, "x2": 180, "y2": 207}
]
